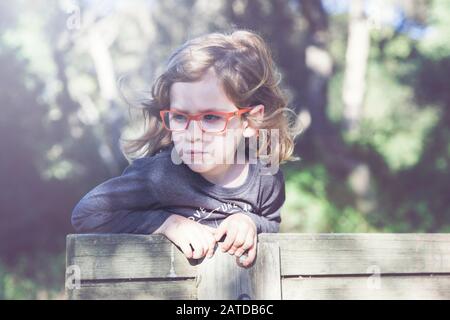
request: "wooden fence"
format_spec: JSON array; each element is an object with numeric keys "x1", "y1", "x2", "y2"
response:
[{"x1": 65, "y1": 233, "x2": 450, "y2": 299}]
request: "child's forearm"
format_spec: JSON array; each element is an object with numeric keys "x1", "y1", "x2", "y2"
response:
[
  {"x1": 71, "y1": 165, "x2": 171, "y2": 234},
  {"x1": 71, "y1": 198, "x2": 173, "y2": 234}
]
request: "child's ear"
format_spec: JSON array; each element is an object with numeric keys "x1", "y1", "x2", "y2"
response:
[{"x1": 243, "y1": 104, "x2": 264, "y2": 138}]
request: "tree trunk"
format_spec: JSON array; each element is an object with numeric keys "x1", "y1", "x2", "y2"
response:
[
  {"x1": 342, "y1": 0, "x2": 370, "y2": 134},
  {"x1": 87, "y1": 26, "x2": 127, "y2": 175},
  {"x1": 301, "y1": 0, "x2": 376, "y2": 214}
]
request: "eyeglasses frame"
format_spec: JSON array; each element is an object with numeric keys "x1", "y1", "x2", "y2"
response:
[{"x1": 159, "y1": 107, "x2": 253, "y2": 133}]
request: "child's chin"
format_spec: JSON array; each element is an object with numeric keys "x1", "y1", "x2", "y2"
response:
[{"x1": 184, "y1": 160, "x2": 219, "y2": 173}]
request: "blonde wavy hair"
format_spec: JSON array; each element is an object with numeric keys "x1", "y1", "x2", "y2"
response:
[{"x1": 121, "y1": 29, "x2": 302, "y2": 165}]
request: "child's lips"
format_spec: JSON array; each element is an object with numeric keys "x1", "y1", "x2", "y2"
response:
[{"x1": 186, "y1": 150, "x2": 208, "y2": 155}]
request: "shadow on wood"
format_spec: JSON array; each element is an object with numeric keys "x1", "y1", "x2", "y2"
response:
[{"x1": 65, "y1": 233, "x2": 450, "y2": 300}]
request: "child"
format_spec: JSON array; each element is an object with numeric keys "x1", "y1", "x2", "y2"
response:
[{"x1": 71, "y1": 29, "x2": 300, "y2": 268}]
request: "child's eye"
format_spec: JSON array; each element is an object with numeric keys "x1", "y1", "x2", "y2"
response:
[
  {"x1": 172, "y1": 114, "x2": 187, "y2": 122},
  {"x1": 203, "y1": 114, "x2": 223, "y2": 122}
]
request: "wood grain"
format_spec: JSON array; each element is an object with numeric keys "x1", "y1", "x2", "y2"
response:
[{"x1": 66, "y1": 233, "x2": 450, "y2": 300}]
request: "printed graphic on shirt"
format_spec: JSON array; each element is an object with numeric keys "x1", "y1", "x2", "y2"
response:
[{"x1": 188, "y1": 202, "x2": 254, "y2": 225}]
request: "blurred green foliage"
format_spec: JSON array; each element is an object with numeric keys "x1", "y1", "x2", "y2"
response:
[
  {"x1": 281, "y1": 0, "x2": 450, "y2": 234},
  {"x1": 0, "y1": 253, "x2": 65, "y2": 300}
]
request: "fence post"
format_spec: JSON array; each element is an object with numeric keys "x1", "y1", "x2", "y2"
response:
[{"x1": 196, "y1": 241, "x2": 281, "y2": 300}]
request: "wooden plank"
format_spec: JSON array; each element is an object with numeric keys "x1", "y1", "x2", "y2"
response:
[
  {"x1": 68, "y1": 279, "x2": 197, "y2": 300},
  {"x1": 251, "y1": 242, "x2": 281, "y2": 299},
  {"x1": 67, "y1": 233, "x2": 450, "y2": 279},
  {"x1": 258, "y1": 233, "x2": 450, "y2": 276},
  {"x1": 66, "y1": 234, "x2": 198, "y2": 280},
  {"x1": 282, "y1": 275, "x2": 450, "y2": 300},
  {"x1": 197, "y1": 247, "x2": 254, "y2": 300},
  {"x1": 66, "y1": 233, "x2": 450, "y2": 300},
  {"x1": 196, "y1": 241, "x2": 281, "y2": 300}
]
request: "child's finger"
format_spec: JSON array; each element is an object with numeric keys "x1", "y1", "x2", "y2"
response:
[
  {"x1": 233, "y1": 246, "x2": 245, "y2": 257},
  {"x1": 197, "y1": 231, "x2": 211, "y2": 258},
  {"x1": 221, "y1": 227, "x2": 237, "y2": 252},
  {"x1": 177, "y1": 239, "x2": 193, "y2": 259},
  {"x1": 214, "y1": 222, "x2": 228, "y2": 242},
  {"x1": 241, "y1": 235, "x2": 257, "y2": 267},
  {"x1": 203, "y1": 229, "x2": 216, "y2": 258},
  {"x1": 234, "y1": 232, "x2": 254, "y2": 257},
  {"x1": 241, "y1": 246, "x2": 256, "y2": 267},
  {"x1": 242, "y1": 232, "x2": 255, "y2": 250},
  {"x1": 188, "y1": 234, "x2": 206, "y2": 259},
  {"x1": 228, "y1": 231, "x2": 246, "y2": 255}
]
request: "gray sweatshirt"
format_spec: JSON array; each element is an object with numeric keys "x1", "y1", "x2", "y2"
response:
[{"x1": 71, "y1": 145, "x2": 285, "y2": 234}]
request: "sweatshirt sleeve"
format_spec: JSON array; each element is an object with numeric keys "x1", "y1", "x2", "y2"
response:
[
  {"x1": 241, "y1": 168, "x2": 285, "y2": 234},
  {"x1": 71, "y1": 158, "x2": 172, "y2": 234}
]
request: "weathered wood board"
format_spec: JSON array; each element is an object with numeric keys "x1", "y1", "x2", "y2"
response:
[{"x1": 66, "y1": 233, "x2": 450, "y2": 300}]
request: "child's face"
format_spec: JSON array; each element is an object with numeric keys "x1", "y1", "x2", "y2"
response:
[{"x1": 169, "y1": 68, "x2": 258, "y2": 175}]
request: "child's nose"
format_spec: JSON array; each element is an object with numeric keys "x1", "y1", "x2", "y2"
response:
[{"x1": 186, "y1": 119, "x2": 203, "y2": 141}]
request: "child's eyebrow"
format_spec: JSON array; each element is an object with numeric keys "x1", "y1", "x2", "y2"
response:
[{"x1": 170, "y1": 107, "x2": 232, "y2": 113}]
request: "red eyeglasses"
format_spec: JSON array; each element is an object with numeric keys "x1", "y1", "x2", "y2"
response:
[{"x1": 159, "y1": 107, "x2": 253, "y2": 133}]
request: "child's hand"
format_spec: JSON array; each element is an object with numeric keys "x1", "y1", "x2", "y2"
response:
[
  {"x1": 156, "y1": 214, "x2": 217, "y2": 260},
  {"x1": 214, "y1": 213, "x2": 257, "y2": 267}
]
